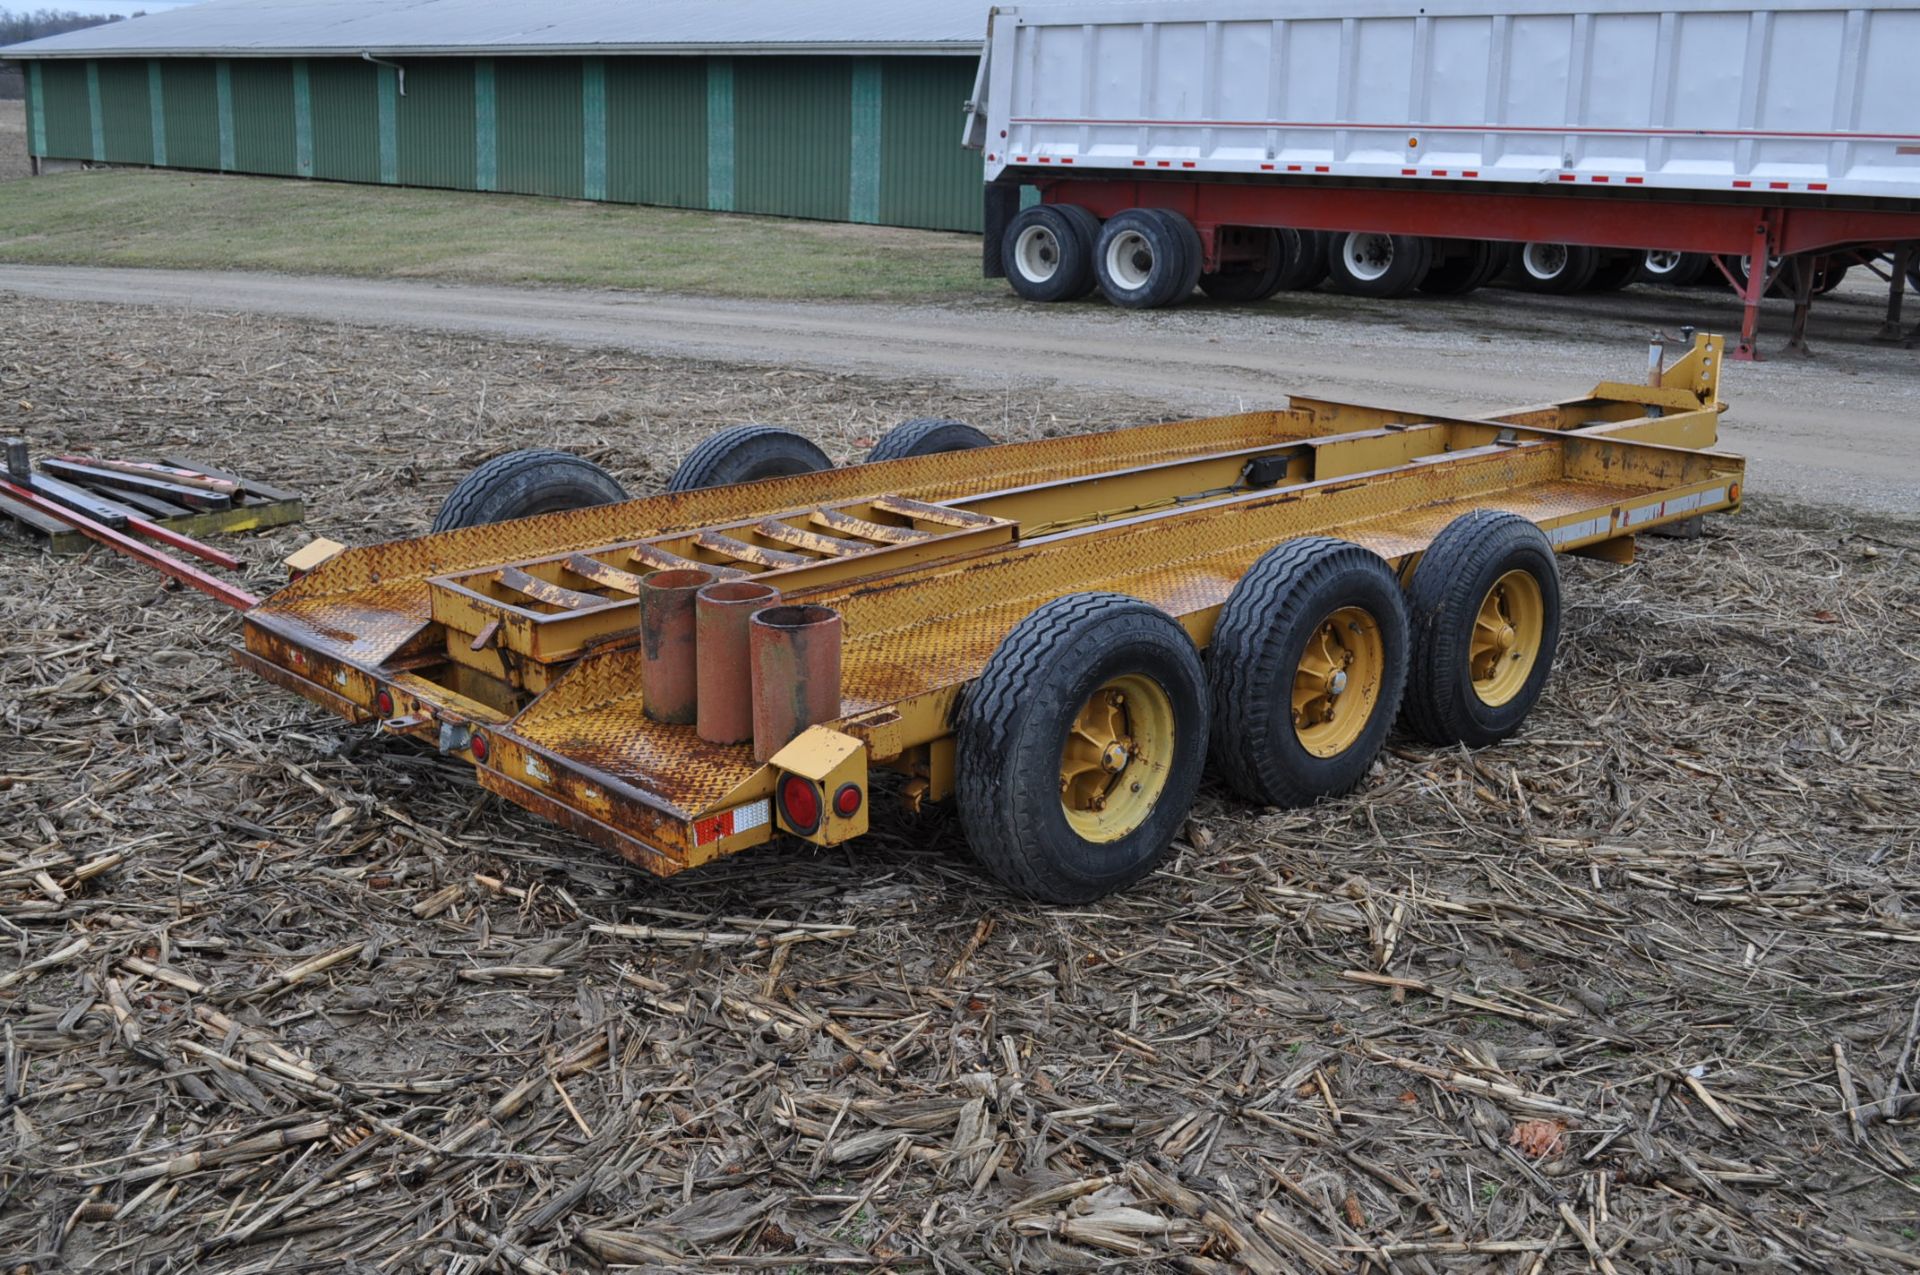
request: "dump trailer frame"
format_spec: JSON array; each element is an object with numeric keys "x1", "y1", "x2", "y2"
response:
[{"x1": 239, "y1": 336, "x2": 1743, "y2": 897}]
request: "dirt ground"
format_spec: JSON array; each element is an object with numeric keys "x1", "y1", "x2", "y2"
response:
[
  {"x1": 0, "y1": 99, "x2": 27, "y2": 183},
  {"x1": 2, "y1": 299, "x2": 1918, "y2": 1274},
  {"x1": 1, "y1": 262, "x2": 1915, "y2": 517}
]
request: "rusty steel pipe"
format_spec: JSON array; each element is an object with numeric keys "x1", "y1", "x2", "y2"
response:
[
  {"x1": 695, "y1": 580, "x2": 782, "y2": 745},
  {"x1": 749, "y1": 604, "x2": 844, "y2": 763},
  {"x1": 638, "y1": 568, "x2": 715, "y2": 724}
]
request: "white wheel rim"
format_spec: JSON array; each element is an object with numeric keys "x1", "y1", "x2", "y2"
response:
[
  {"x1": 1342, "y1": 233, "x2": 1394, "y2": 282},
  {"x1": 1106, "y1": 230, "x2": 1156, "y2": 291},
  {"x1": 1644, "y1": 249, "x2": 1682, "y2": 276},
  {"x1": 1522, "y1": 242, "x2": 1568, "y2": 281},
  {"x1": 1014, "y1": 224, "x2": 1062, "y2": 284}
]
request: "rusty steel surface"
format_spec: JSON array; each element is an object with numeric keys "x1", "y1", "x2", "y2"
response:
[
  {"x1": 695, "y1": 580, "x2": 780, "y2": 746},
  {"x1": 637, "y1": 568, "x2": 712, "y2": 726},
  {"x1": 256, "y1": 411, "x2": 1303, "y2": 670},
  {"x1": 750, "y1": 604, "x2": 845, "y2": 764},
  {"x1": 235, "y1": 355, "x2": 1741, "y2": 879}
]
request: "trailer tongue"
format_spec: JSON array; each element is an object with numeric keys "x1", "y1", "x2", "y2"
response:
[{"x1": 239, "y1": 336, "x2": 1743, "y2": 902}]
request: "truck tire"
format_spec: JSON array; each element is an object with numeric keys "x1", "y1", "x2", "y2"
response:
[
  {"x1": 1401, "y1": 511, "x2": 1561, "y2": 748},
  {"x1": 1512, "y1": 243, "x2": 1600, "y2": 293},
  {"x1": 665, "y1": 425, "x2": 832, "y2": 492},
  {"x1": 1003, "y1": 205, "x2": 1098, "y2": 303},
  {"x1": 1094, "y1": 210, "x2": 1194, "y2": 309},
  {"x1": 1907, "y1": 251, "x2": 1920, "y2": 293},
  {"x1": 956, "y1": 592, "x2": 1210, "y2": 903},
  {"x1": 1641, "y1": 249, "x2": 1709, "y2": 288},
  {"x1": 1146, "y1": 209, "x2": 1205, "y2": 304},
  {"x1": 1324, "y1": 232, "x2": 1433, "y2": 298},
  {"x1": 1271, "y1": 229, "x2": 1330, "y2": 292},
  {"x1": 1586, "y1": 251, "x2": 1645, "y2": 292},
  {"x1": 1206, "y1": 537, "x2": 1409, "y2": 808},
  {"x1": 1198, "y1": 228, "x2": 1284, "y2": 302},
  {"x1": 1418, "y1": 240, "x2": 1500, "y2": 296},
  {"x1": 864, "y1": 417, "x2": 994, "y2": 463},
  {"x1": 1198, "y1": 226, "x2": 1274, "y2": 301},
  {"x1": 432, "y1": 449, "x2": 629, "y2": 533}
]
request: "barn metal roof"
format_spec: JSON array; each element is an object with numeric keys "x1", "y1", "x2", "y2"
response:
[{"x1": 0, "y1": 0, "x2": 993, "y2": 58}]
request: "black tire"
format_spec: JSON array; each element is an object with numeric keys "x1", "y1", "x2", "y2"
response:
[
  {"x1": 431, "y1": 449, "x2": 629, "y2": 533},
  {"x1": 1511, "y1": 243, "x2": 1600, "y2": 293},
  {"x1": 1586, "y1": 252, "x2": 1644, "y2": 292},
  {"x1": 1907, "y1": 252, "x2": 1920, "y2": 293},
  {"x1": 1402, "y1": 511, "x2": 1562, "y2": 748},
  {"x1": 865, "y1": 417, "x2": 994, "y2": 463},
  {"x1": 1207, "y1": 538, "x2": 1410, "y2": 808},
  {"x1": 1093, "y1": 209, "x2": 1193, "y2": 309},
  {"x1": 1002, "y1": 204, "x2": 1098, "y2": 303},
  {"x1": 1273, "y1": 229, "x2": 1330, "y2": 292},
  {"x1": 665, "y1": 424, "x2": 832, "y2": 492},
  {"x1": 1146, "y1": 208, "x2": 1204, "y2": 305},
  {"x1": 1324, "y1": 232, "x2": 1433, "y2": 298},
  {"x1": 1641, "y1": 250, "x2": 1709, "y2": 288},
  {"x1": 1198, "y1": 228, "x2": 1284, "y2": 302},
  {"x1": 956, "y1": 592, "x2": 1210, "y2": 903},
  {"x1": 1418, "y1": 240, "x2": 1499, "y2": 296},
  {"x1": 1813, "y1": 260, "x2": 1850, "y2": 294}
]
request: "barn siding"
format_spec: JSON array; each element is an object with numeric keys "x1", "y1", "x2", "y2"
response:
[{"x1": 15, "y1": 52, "x2": 983, "y2": 233}]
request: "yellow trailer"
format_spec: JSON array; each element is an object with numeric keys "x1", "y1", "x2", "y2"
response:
[{"x1": 240, "y1": 335, "x2": 1741, "y2": 902}]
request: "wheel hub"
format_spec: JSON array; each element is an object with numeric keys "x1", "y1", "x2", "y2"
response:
[
  {"x1": 1292, "y1": 608, "x2": 1383, "y2": 757},
  {"x1": 1469, "y1": 571, "x2": 1546, "y2": 706},
  {"x1": 1059, "y1": 676, "x2": 1175, "y2": 843}
]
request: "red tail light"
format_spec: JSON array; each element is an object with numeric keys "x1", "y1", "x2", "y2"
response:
[
  {"x1": 833, "y1": 783, "x2": 863, "y2": 818},
  {"x1": 778, "y1": 773, "x2": 821, "y2": 835},
  {"x1": 469, "y1": 731, "x2": 489, "y2": 762},
  {"x1": 375, "y1": 688, "x2": 395, "y2": 716}
]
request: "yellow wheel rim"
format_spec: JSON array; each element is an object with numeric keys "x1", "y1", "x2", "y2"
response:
[
  {"x1": 1293, "y1": 606, "x2": 1386, "y2": 759},
  {"x1": 1058, "y1": 674, "x2": 1175, "y2": 843},
  {"x1": 1470, "y1": 569, "x2": 1545, "y2": 706}
]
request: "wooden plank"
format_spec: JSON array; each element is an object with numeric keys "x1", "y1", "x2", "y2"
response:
[
  {"x1": 57, "y1": 456, "x2": 238, "y2": 496},
  {"x1": 47, "y1": 497, "x2": 305, "y2": 557},
  {"x1": 102, "y1": 487, "x2": 195, "y2": 520},
  {"x1": 495, "y1": 566, "x2": 603, "y2": 610},
  {"x1": 0, "y1": 489, "x2": 71, "y2": 536},
  {"x1": 28, "y1": 473, "x2": 137, "y2": 529},
  {"x1": 39, "y1": 459, "x2": 232, "y2": 511},
  {"x1": 161, "y1": 454, "x2": 303, "y2": 503}
]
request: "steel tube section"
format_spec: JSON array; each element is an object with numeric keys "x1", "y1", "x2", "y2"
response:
[
  {"x1": 749, "y1": 604, "x2": 844, "y2": 764},
  {"x1": 0, "y1": 476, "x2": 259, "y2": 611},
  {"x1": 638, "y1": 568, "x2": 714, "y2": 725},
  {"x1": 695, "y1": 580, "x2": 780, "y2": 745}
]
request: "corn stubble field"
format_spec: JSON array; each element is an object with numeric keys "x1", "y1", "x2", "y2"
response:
[{"x1": 2, "y1": 300, "x2": 1918, "y2": 1274}]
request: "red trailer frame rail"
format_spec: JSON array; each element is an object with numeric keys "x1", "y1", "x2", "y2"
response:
[{"x1": 1027, "y1": 175, "x2": 1920, "y2": 360}]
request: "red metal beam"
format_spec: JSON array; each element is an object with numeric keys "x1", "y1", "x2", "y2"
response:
[
  {"x1": 1039, "y1": 178, "x2": 1920, "y2": 258},
  {"x1": 0, "y1": 476, "x2": 259, "y2": 611},
  {"x1": 124, "y1": 515, "x2": 243, "y2": 570}
]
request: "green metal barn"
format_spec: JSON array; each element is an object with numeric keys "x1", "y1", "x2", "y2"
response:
[{"x1": 0, "y1": 0, "x2": 989, "y2": 232}]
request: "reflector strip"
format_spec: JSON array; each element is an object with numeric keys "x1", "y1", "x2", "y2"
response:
[{"x1": 693, "y1": 798, "x2": 771, "y2": 847}]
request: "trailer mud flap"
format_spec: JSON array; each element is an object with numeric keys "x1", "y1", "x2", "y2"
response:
[{"x1": 983, "y1": 184, "x2": 1018, "y2": 279}]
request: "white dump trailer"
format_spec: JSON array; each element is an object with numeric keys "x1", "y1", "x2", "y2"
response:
[{"x1": 966, "y1": 1, "x2": 1920, "y2": 356}]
